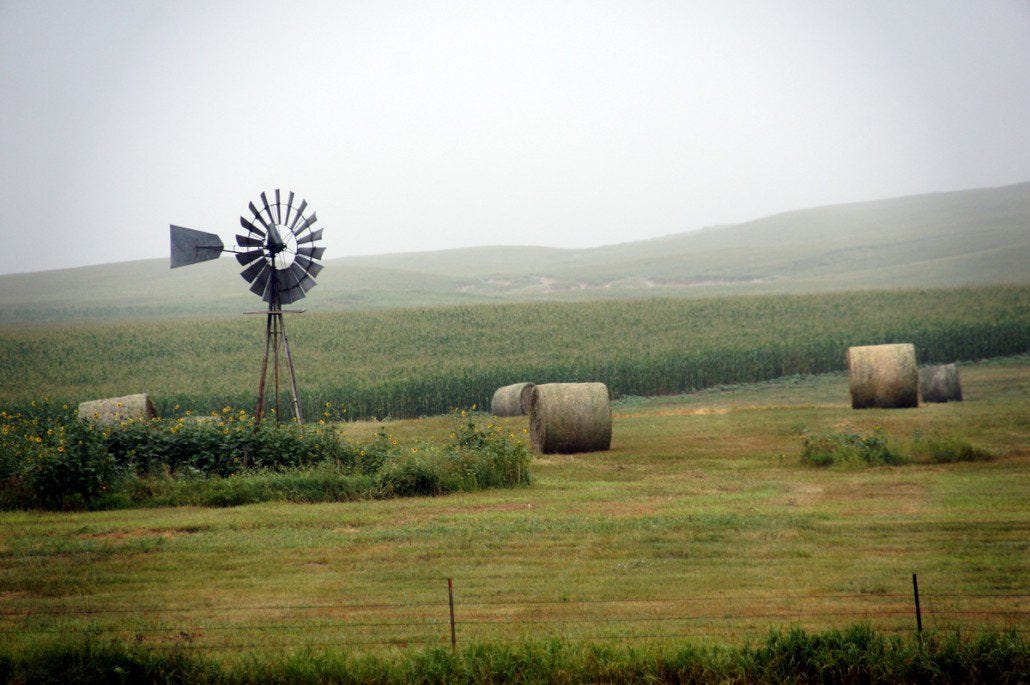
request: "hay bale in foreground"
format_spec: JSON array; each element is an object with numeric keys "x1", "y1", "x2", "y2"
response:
[
  {"x1": 529, "y1": 382, "x2": 611, "y2": 454},
  {"x1": 78, "y1": 394, "x2": 157, "y2": 425},
  {"x1": 847, "y1": 344, "x2": 918, "y2": 409},
  {"x1": 491, "y1": 382, "x2": 535, "y2": 416},
  {"x1": 920, "y1": 363, "x2": 963, "y2": 403}
]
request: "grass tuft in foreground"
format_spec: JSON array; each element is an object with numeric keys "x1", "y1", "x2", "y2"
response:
[{"x1": 1, "y1": 627, "x2": 1025, "y2": 684}]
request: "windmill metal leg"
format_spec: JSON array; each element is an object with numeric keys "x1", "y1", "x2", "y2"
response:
[
  {"x1": 279, "y1": 314, "x2": 304, "y2": 424},
  {"x1": 255, "y1": 312, "x2": 273, "y2": 424},
  {"x1": 273, "y1": 313, "x2": 282, "y2": 423}
]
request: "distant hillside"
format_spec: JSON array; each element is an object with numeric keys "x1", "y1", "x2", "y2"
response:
[{"x1": 2, "y1": 182, "x2": 1027, "y2": 322}]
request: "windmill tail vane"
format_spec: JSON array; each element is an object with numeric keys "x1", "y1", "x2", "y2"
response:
[{"x1": 168, "y1": 189, "x2": 326, "y2": 424}]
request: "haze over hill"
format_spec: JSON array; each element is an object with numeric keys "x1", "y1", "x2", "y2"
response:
[{"x1": 2, "y1": 182, "x2": 1027, "y2": 323}]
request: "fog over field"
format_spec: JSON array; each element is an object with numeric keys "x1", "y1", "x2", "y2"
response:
[{"x1": 1, "y1": 1, "x2": 1028, "y2": 275}]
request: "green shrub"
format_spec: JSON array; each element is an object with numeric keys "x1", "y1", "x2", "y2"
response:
[
  {"x1": 376, "y1": 445, "x2": 448, "y2": 497},
  {"x1": 103, "y1": 408, "x2": 353, "y2": 476},
  {"x1": 800, "y1": 428, "x2": 906, "y2": 467},
  {"x1": 0, "y1": 403, "x2": 122, "y2": 509}
]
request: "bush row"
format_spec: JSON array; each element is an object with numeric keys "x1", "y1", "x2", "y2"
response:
[{"x1": 0, "y1": 403, "x2": 530, "y2": 510}]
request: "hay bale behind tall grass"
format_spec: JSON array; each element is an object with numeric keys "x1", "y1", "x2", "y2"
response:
[
  {"x1": 920, "y1": 363, "x2": 963, "y2": 403},
  {"x1": 529, "y1": 382, "x2": 611, "y2": 453},
  {"x1": 78, "y1": 393, "x2": 157, "y2": 425},
  {"x1": 847, "y1": 344, "x2": 918, "y2": 409},
  {"x1": 491, "y1": 382, "x2": 535, "y2": 416}
]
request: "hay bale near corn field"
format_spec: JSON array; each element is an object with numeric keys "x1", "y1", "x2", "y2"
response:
[
  {"x1": 78, "y1": 393, "x2": 157, "y2": 425},
  {"x1": 846, "y1": 344, "x2": 918, "y2": 409},
  {"x1": 491, "y1": 382, "x2": 535, "y2": 416},
  {"x1": 529, "y1": 382, "x2": 611, "y2": 454},
  {"x1": 919, "y1": 363, "x2": 963, "y2": 403}
]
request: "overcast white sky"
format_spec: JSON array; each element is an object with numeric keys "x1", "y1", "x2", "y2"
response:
[{"x1": 1, "y1": 1, "x2": 1027, "y2": 275}]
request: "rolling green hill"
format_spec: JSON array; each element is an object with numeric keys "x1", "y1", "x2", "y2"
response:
[{"x1": 2, "y1": 182, "x2": 1027, "y2": 322}]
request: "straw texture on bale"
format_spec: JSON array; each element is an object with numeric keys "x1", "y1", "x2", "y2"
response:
[
  {"x1": 78, "y1": 393, "x2": 157, "y2": 425},
  {"x1": 919, "y1": 363, "x2": 963, "y2": 403},
  {"x1": 846, "y1": 344, "x2": 918, "y2": 409},
  {"x1": 491, "y1": 382, "x2": 535, "y2": 417},
  {"x1": 529, "y1": 382, "x2": 611, "y2": 454}
]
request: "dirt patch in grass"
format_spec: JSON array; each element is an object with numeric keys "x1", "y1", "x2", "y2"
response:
[{"x1": 77, "y1": 526, "x2": 203, "y2": 540}]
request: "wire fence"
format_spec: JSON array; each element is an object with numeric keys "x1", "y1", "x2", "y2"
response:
[{"x1": 2, "y1": 575, "x2": 1026, "y2": 651}]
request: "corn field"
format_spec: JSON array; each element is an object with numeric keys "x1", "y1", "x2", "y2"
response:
[{"x1": 1, "y1": 285, "x2": 1027, "y2": 420}]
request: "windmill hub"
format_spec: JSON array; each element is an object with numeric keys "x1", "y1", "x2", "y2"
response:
[{"x1": 266, "y1": 226, "x2": 297, "y2": 269}]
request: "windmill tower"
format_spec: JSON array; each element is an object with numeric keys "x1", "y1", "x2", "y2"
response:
[{"x1": 170, "y1": 190, "x2": 326, "y2": 423}]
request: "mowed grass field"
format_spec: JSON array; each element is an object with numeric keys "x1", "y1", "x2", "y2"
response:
[{"x1": 1, "y1": 357, "x2": 1026, "y2": 656}]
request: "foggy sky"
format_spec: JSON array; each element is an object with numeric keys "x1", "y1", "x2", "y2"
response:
[{"x1": 1, "y1": 0, "x2": 1028, "y2": 275}]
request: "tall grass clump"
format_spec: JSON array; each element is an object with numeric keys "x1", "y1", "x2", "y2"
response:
[
  {"x1": 799, "y1": 428, "x2": 906, "y2": 467},
  {"x1": 0, "y1": 401, "x2": 530, "y2": 511},
  {"x1": 799, "y1": 427, "x2": 995, "y2": 468},
  {"x1": 2, "y1": 627, "x2": 1024, "y2": 683},
  {"x1": 910, "y1": 430, "x2": 994, "y2": 463}
]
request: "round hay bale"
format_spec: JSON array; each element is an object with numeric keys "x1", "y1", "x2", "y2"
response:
[
  {"x1": 491, "y1": 382, "x2": 535, "y2": 417},
  {"x1": 846, "y1": 344, "x2": 918, "y2": 409},
  {"x1": 78, "y1": 393, "x2": 157, "y2": 425},
  {"x1": 529, "y1": 382, "x2": 611, "y2": 454},
  {"x1": 919, "y1": 363, "x2": 962, "y2": 403}
]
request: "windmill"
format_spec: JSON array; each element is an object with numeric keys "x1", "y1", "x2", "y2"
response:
[{"x1": 170, "y1": 190, "x2": 326, "y2": 423}]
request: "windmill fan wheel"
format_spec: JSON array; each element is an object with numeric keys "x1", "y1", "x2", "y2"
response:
[{"x1": 235, "y1": 190, "x2": 325, "y2": 305}]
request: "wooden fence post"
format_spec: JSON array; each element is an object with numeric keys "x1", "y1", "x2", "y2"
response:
[
  {"x1": 912, "y1": 573, "x2": 923, "y2": 633},
  {"x1": 448, "y1": 577, "x2": 457, "y2": 651}
]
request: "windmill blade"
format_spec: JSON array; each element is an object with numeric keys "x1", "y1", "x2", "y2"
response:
[
  {"x1": 274, "y1": 189, "x2": 282, "y2": 224},
  {"x1": 282, "y1": 286, "x2": 306, "y2": 304},
  {"x1": 260, "y1": 192, "x2": 275, "y2": 226},
  {"x1": 296, "y1": 212, "x2": 318, "y2": 237},
  {"x1": 251, "y1": 267, "x2": 273, "y2": 299},
  {"x1": 289, "y1": 199, "x2": 308, "y2": 230},
  {"x1": 240, "y1": 216, "x2": 265, "y2": 237},
  {"x1": 236, "y1": 234, "x2": 263, "y2": 248},
  {"x1": 286, "y1": 263, "x2": 308, "y2": 289},
  {"x1": 249, "y1": 202, "x2": 270, "y2": 230},
  {"x1": 240, "y1": 259, "x2": 266, "y2": 284},
  {"x1": 297, "y1": 246, "x2": 325, "y2": 260},
  {"x1": 297, "y1": 228, "x2": 323, "y2": 245},
  {"x1": 277, "y1": 284, "x2": 298, "y2": 305},
  {"x1": 170, "y1": 225, "x2": 224, "y2": 268},
  {"x1": 235, "y1": 249, "x2": 263, "y2": 266},
  {"x1": 276, "y1": 263, "x2": 302, "y2": 292},
  {"x1": 294, "y1": 255, "x2": 323, "y2": 278},
  {"x1": 299, "y1": 274, "x2": 317, "y2": 292},
  {"x1": 283, "y1": 191, "x2": 295, "y2": 227}
]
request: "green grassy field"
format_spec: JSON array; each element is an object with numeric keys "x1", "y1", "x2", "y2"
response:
[
  {"x1": 1, "y1": 357, "x2": 1026, "y2": 657},
  {"x1": 1, "y1": 286, "x2": 1027, "y2": 422}
]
